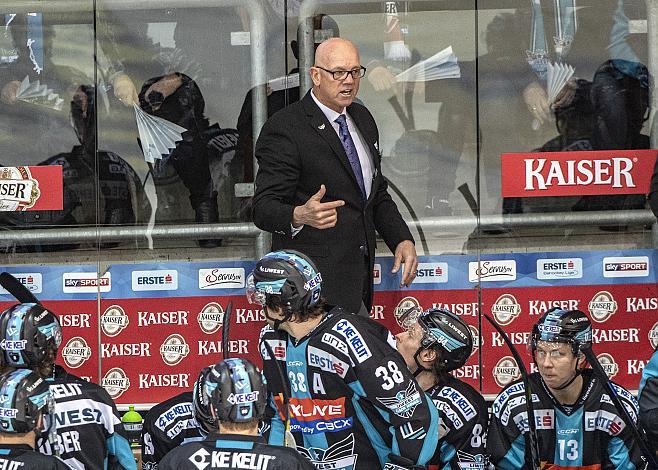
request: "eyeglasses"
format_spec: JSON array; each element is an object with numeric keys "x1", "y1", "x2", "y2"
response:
[{"x1": 315, "y1": 66, "x2": 366, "y2": 80}]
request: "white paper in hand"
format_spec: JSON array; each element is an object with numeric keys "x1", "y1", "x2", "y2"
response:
[
  {"x1": 395, "y1": 46, "x2": 461, "y2": 82},
  {"x1": 546, "y1": 62, "x2": 575, "y2": 104},
  {"x1": 15, "y1": 75, "x2": 64, "y2": 111},
  {"x1": 133, "y1": 104, "x2": 187, "y2": 163}
]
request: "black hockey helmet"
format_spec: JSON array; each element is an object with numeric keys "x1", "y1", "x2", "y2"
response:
[
  {"x1": 0, "y1": 303, "x2": 62, "y2": 369},
  {"x1": 530, "y1": 307, "x2": 593, "y2": 356},
  {"x1": 192, "y1": 365, "x2": 215, "y2": 431},
  {"x1": 247, "y1": 250, "x2": 322, "y2": 319},
  {"x1": 400, "y1": 307, "x2": 473, "y2": 373},
  {"x1": 203, "y1": 358, "x2": 267, "y2": 424},
  {"x1": 0, "y1": 369, "x2": 52, "y2": 433}
]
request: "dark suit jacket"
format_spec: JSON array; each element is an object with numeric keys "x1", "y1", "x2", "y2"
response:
[{"x1": 253, "y1": 91, "x2": 413, "y2": 313}]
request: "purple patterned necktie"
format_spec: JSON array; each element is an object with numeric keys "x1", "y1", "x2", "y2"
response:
[{"x1": 335, "y1": 114, "x2": 367, "y2": 199}]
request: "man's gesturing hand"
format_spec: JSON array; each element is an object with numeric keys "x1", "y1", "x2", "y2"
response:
[
  {"x1": 391, "y1": 240, "x2": 417, "y2": 287},
  {"x1": 292, "y1": 185, "x2": 345, "y2": 229}
]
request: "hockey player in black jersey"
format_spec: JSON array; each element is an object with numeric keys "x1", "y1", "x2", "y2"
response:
[
  {"x1": 639, "y1": 347, "x2": 658, "y2": 455},
  {"x1": 0, "y1": 302, "x2": 136, "y2": 470},
  {"x1": 0, "y1": 369, "x2": 68, "y2": 470},
  {"x1": 395, "y1": 307, "x2": 490, "y2": 470},
  {"x1": 158, "y1": 358, "x2": 314, "y2": 470},
  {"x1": 141, "y1": 366, "x2": 215, "y2": 469},
  {"x1": 248, "y1": 250, "x2": 439, "y2": 470},
  {"x1": 487, "y1": 308, "x2": 648, "y2": 469}
]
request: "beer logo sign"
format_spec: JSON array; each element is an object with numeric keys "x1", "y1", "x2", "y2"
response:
[
  {"x1": 394, "y1": 296, "x2": 421, "y2": 328},
  {"x1": 597, "y1": 353, "x2": 619, "y2": 379},
  {"x1": 491, "y1": 294, "x2": 521, "y2": 325},
  {"x1": 197, "y1": 302, "x2": 224, "y2": 334},
  {"x1": 160, "y1": 334, "x2": 190, "y2": 366},
  {"x1": 0, "y1": 167, "x2": 40, "y2": 211},
  {"x1": 61, "y1": 337, "x2": 91, "y2": 369},
  {"x1": 588, "y1": 291, "x2": 617, "y2": 323},
  {"x1": 493, "y1": 356, "x2": 521, "y2": 388},
  {"x1": 101, "y1": 305, "x2": 129, "y2": 337},
  {"x1": 649, "y1": 321, "x2": 658, "y2": 349},
  {"x1": 102, "y1": 367, "x2": 130, "y2": 399},
  {"x1": 468, "y1": 325, "x2": 481, "y2": 356}
]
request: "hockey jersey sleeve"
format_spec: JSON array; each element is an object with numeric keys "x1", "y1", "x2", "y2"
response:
[
  {"x1": 606, "y1": 382, "x2": 649, "y2": 469},
  {"x1": 98, "y1": 388, "x2": 136, "y2": 470},
  {"x1": 331, "y1": 317, "x2": 439, "y2": 466},
  {"x1": 639, "y1": 349, "x2": 658, "y2": 453},
  {"x1": 141, "y1": 407, "x2": 178, "y2": 469},
  {"x1": 486, "y1": 383, "x2": 528, "y2": 470}
]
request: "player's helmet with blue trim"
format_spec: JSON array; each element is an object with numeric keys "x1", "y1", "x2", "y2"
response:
[
  {"x1": 204, "y1": 358, "x2": 267, "y2": 424},
  {"x1": 192, "y1": 365, "x2": 215, "y2": 431},
  {"x1": 416, "y1": 308, "x2": 473, "y2": 372},
  {"x1": 530, "y1": 308, "x2": 593, "y2": 356},
  {"x1": 247, "y1": 250, "x2": 322, "y2": 314},
  {"x1": 0, "y1": 303, "x2": 62, "y2": 369},
  {"x1": 0, "y1": 369, "x2": 52, "y2": 433}
]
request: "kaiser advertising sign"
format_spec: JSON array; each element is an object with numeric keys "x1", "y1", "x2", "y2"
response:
[
  {"x1": 0, "y1": 166, "x2": 62, "y2": 210},
  {"x1": 501, "y1": 149, "x2": 658, "y2": 197}
]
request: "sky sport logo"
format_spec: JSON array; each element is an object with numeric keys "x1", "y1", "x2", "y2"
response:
[
  {"x1": 102, "y1": 367, "x2": 130, "y2": 399},
  {"x1": 61, "y1": 337, "x2": 91, "y2": 369},
  {"x1": 493, "y1": 356, "x2": 521, "y2": 388},
  {"x1": 63, "y1": 272, "x2": 111, "y2": 293},
  {"x1": 602, "y1": 256, "x2": 649, "y2": 278},
  {"x1": 588, "y1": 291, "x2": 618, "y2": 323},
  {"x1": 536, "y1": 258, "x2": 582, "y2": 280},
  {"x1": 197, "y1": 302, "x2": 224, "y2": 334},
  {"x1": 0, "y1": 273, "x2": 42, "y2": 294},
  {"x1": 491, "y1": 294, "x2": 521, "y2": 326},
  {"x1": 131, "y1": 270, "x2": 178, "y2": 291},
  {"x1": 394, "y1": 296, "x2": 421, "y2": 328},
  {"x1": 101, "y1": 305, "x2": 129, "y2": 337},
  {"x1": 160, "y1": 334, "x2": 190, "y2": 366},
  {"x1": 597, "y1": 353, "x2": 619, "y2": 379}
]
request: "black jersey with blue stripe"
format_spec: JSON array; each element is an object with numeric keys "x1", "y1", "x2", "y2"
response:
[
  {"x1": 0, "y1": 443, "x2": 69, "y2": 470},
  {"x1": 487, "y1": 370, "x2": 647, "y2": 470},
  {"x1": 260, "y1": 308, "x2": 439, "y2": 469},
  {"x1": 638, "y1": 348, "x2": 658, "y2": 453}
]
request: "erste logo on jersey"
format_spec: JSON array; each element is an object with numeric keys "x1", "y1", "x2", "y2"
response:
[
  {"x1": 493, "y1": 356, "x2": 521, "y2": 388},
  {"x1": 468, "y1": 260, "x2": 516, "y2": 282},
  {"x1": 102, "y1": 367, "x2": 130, "y2": 399},
  {"x1": 160, "y1": 334, "x2": 190, "y2": 366},
  {"x1": 63, "y1": 272, "x2": 111, "y2": 293},
  {"x1": 197, "y1": 302, "x2": 224, "y2": 334},
  {"x1": 588, "y1": 291, "x2": 618, "y2": 323},
  {"x1": 603, "y1": 256, "x2": 649, "y2": 278},
  {"x1": 101, "y1": 305, "x2": 129, "y2": 337},
  {"x1": 413, "y1": 262, "x2": 448, "y2": 284},
  {"x1": 491, "y1": 294, "x2": 521, "y2": 325},
  {"x1": 536, "y1": 258, "x2": 582, "y2": 279},
  {"x1": 597, "y1": 353, "x2": 619, "y2": 379},
  {"x1": 61, "y1": 336, "x2": 91, "y2": 369},
  {"x1": 307, "y1": 346, "x2": 349, "y2": 378},
  {"x1": 0, "y1": 273, "x2": 42, "y2": 294},
  {"x1": 132, "y1": 270, "x2": 178, "y2": 291},
  {"x1": 394, "y1": 297, "x2": 421, "y2": 328},
  {"x1": 198, "y1": 267, "x2": 245, "y2": 289}
]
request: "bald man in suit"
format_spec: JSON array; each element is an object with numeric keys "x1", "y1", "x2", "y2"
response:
[{"x1": 253, "y1": 38, "x2": 417, "y2": 314}]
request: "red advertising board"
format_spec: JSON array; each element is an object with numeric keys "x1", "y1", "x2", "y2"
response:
[
  {"x1": 501, "y1": 149, "x2": 658, "y2": 197},
  {"x1": 0, "y1": 166, "x2": 63, "y2": 210}
]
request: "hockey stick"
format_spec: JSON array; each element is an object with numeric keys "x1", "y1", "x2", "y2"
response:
[
  {"x1": 0, "y1": 272, "x2": 40, "y2": 304},
  {"x1": 582, "y1": 347, "x2": 658, "y2": 469},
  {"x1": 222, "y1": 301, "x2": 233, "y2": 360},
  {"x1": 483, "y1": 313, "x2": 541, "y2": 470},
  {"x1": 262, "y1": 339, "x2": 295, "y2": 449}
]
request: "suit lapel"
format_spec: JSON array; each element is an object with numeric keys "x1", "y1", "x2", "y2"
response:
[{"x1": 302, "y1": 92, "x2": 365, "y2": 194}]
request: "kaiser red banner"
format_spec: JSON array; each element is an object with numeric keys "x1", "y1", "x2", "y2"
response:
[
  {"x1": 501, "y1": 149, "x2": 658, "y2": 197},
  {"x1": 0, "y1": 166, "x2": 63, "y2": 210}
]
